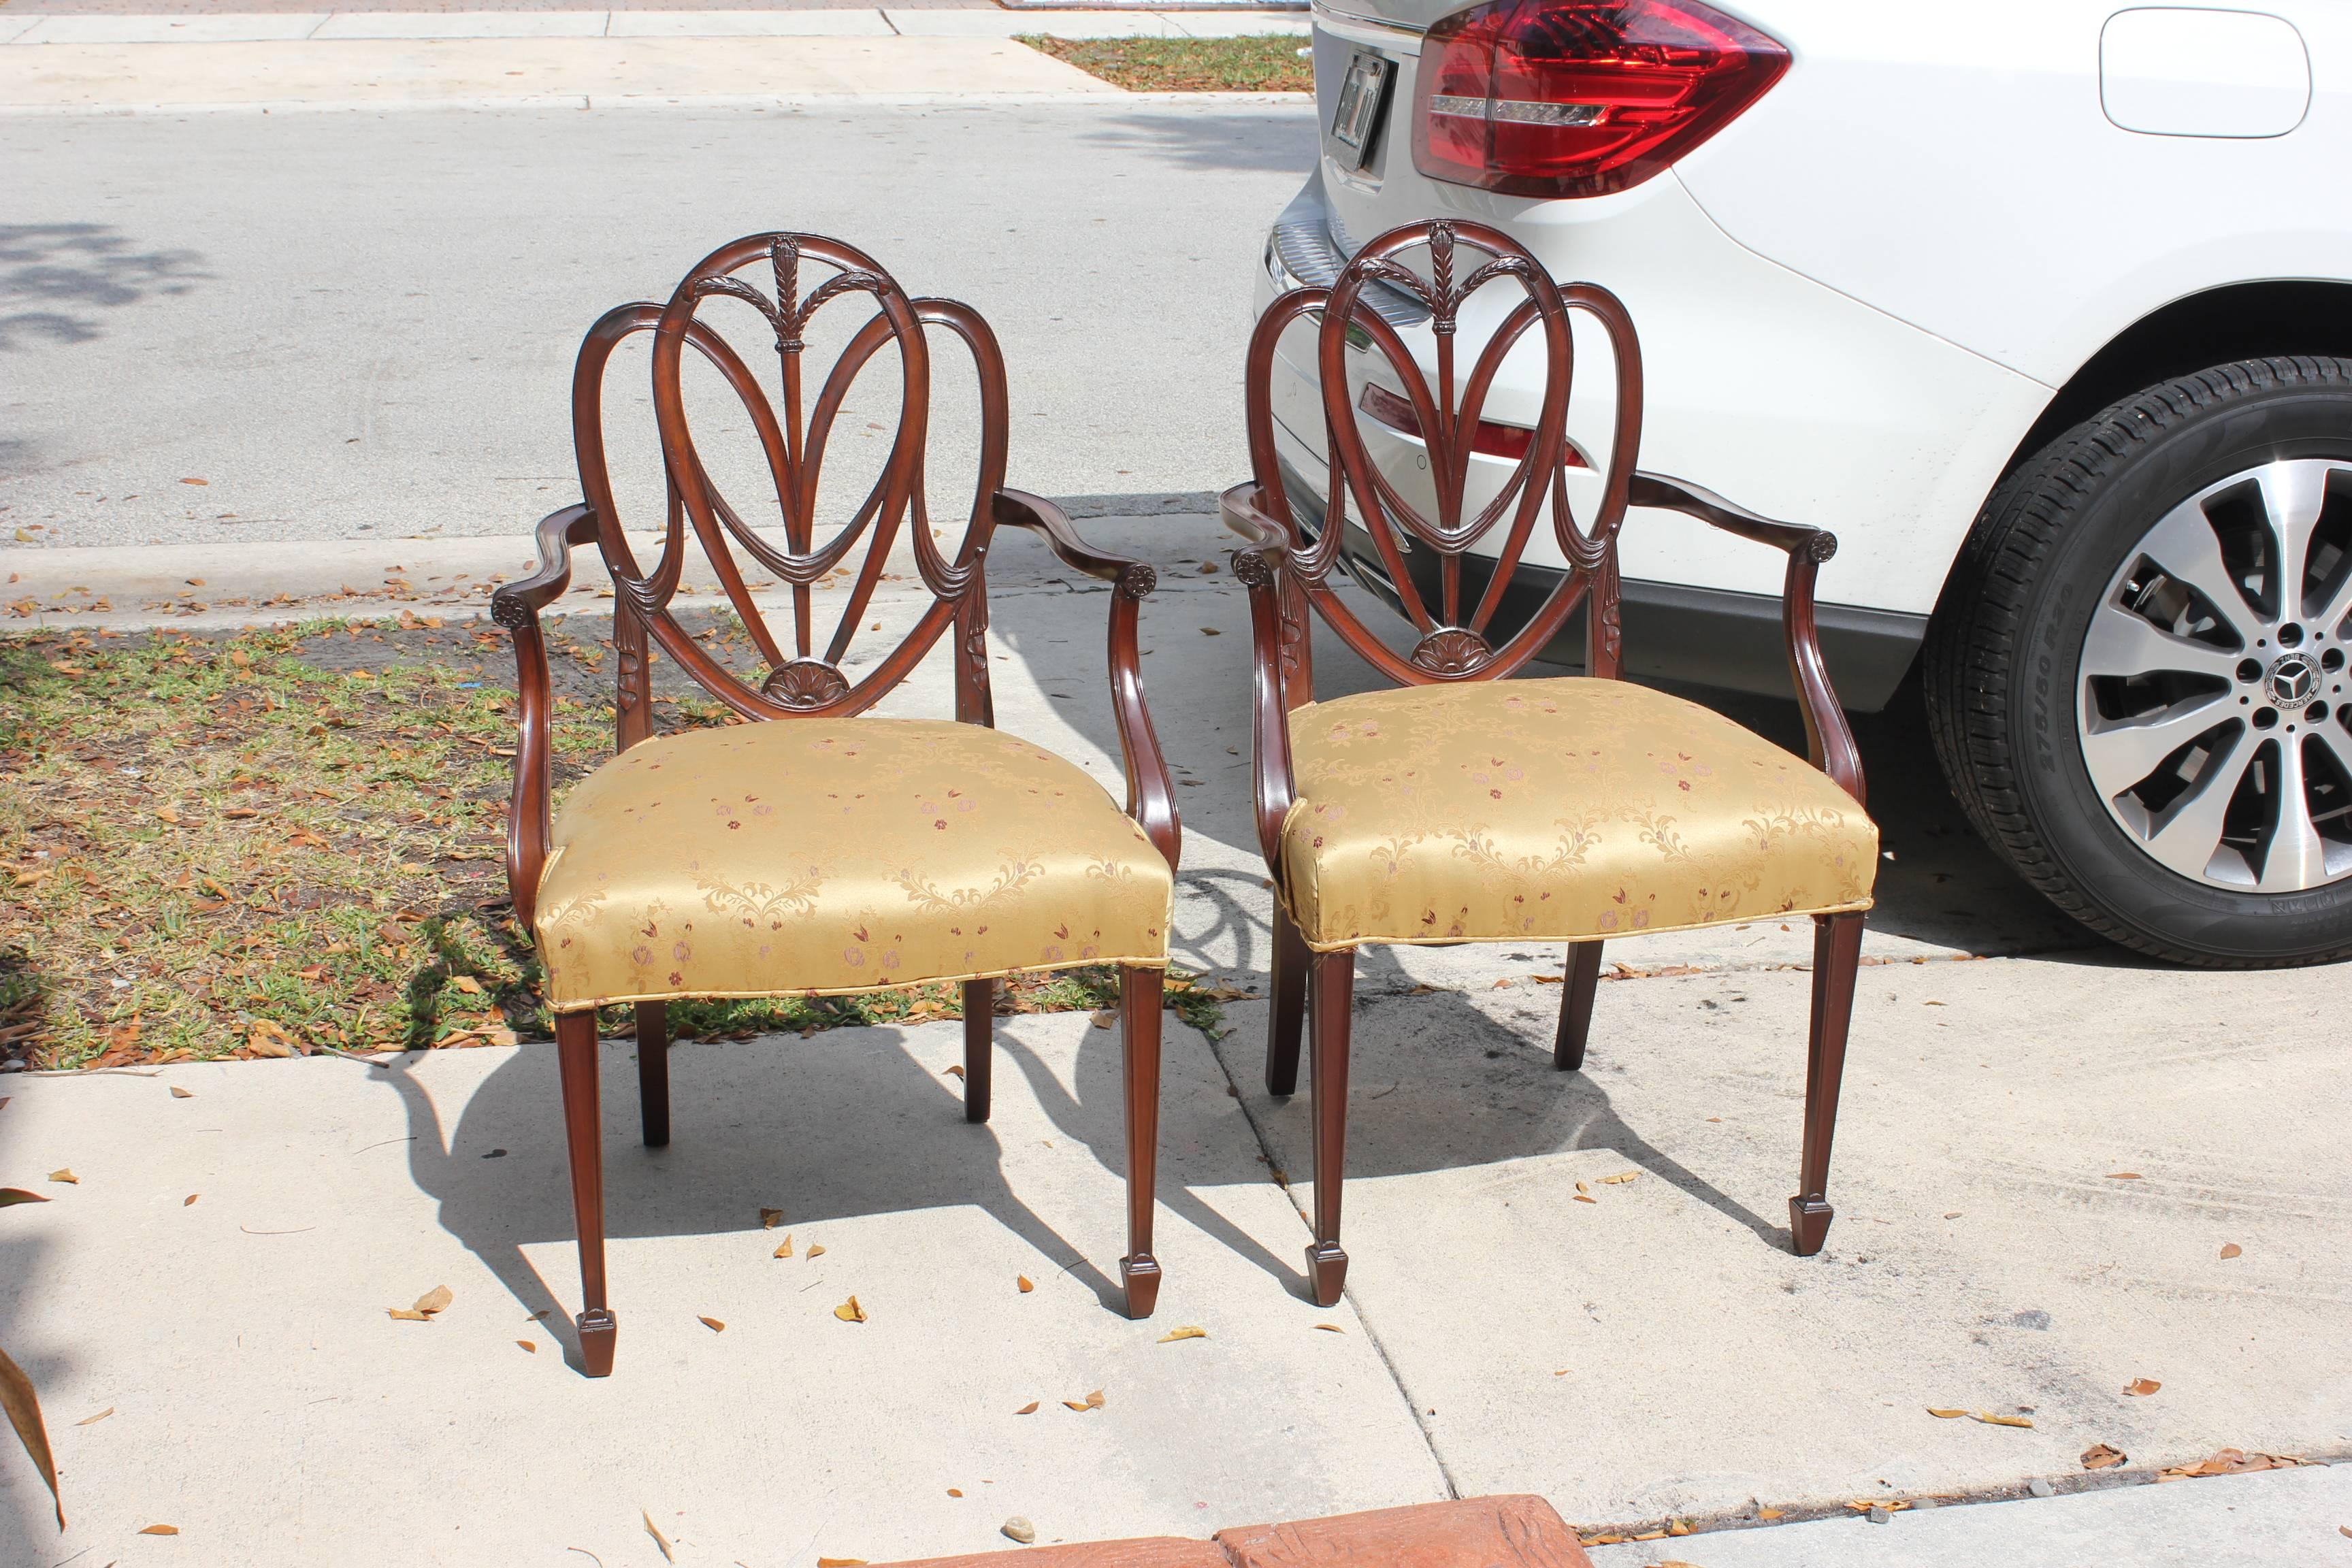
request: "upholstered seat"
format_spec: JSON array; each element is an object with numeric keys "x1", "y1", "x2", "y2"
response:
[
  {"x1": 1279, "y1": 679, "x2": 1876, "y2": 951},
  {"x1": 535, "y1": 718, "x2": 1173, "y2": 1011}
]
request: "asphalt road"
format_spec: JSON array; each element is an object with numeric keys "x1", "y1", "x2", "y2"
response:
[{"x1": 1, "y1": 101, "x2": 1318, "y2": 546}]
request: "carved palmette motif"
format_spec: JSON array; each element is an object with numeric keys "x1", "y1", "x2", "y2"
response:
[
  {"x1": 1242, "y1": 218, "x2": 1642, "y2": 687},
  {"x1": 570, "y1": 232, "x2": 1009, "y2": 728}
]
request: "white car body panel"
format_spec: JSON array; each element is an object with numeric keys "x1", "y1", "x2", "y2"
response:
[
  {"x1": 1262, "y1": 0, "x2": 2352, "y2": 691},
  {"x1": 1674, "y1": 3, "x2": 2352, "y2": 384}
]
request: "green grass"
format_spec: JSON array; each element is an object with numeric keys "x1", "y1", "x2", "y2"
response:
[
  {"x1": 1019, "y1": 34, "x2": 1313, "y2": 93},
  {"x1": 0, "y1": 622, "x2": 1230, "y2": 1070}
]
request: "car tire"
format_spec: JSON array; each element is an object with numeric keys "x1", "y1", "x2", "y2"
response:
[{"x1": 1924, "y1": 355, "x2": 2352, "y2": 967}]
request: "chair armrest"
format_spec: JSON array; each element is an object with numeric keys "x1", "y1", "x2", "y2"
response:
[
  {"x1": 1220, "y1": 483, "x2": 1303, "y2": 873},
  {"x1": 1628, "y1": 472, "x2": 1865, "y2": 808},
  {"x1": 991, "y1": 489, "x2": 1181, "y2": 871},
  {"x1": 489, "y1": 504, "x2": 598, "y2": 930}
]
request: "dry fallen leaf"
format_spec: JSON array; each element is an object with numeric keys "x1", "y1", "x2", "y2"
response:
[
  {"x1": 140, "y1": 1524, "x2": 179, "y2": 1535},
  {"x1": 75, "y1": 1407, "x2": 112, "y2": 1426},
  {"x1": 642, "y1": 1509, "x2": 675, "y2": 1563},
  {"x1": 1598, "y1": 1171, "x2": 1640, "y2": 1184},
  {"x1": 2106, "y1": 1171, "x2": 2143, "y2": 1181},
  {"x1": 46, "y1": 1170, "x2": 76, "y2": 1186},
  {"x1": 1573, "y1": 1194, "x2": 1597, "y2": 1205},
  {"x1": 773, "y1": 1235, "x2": 794, "y2": 1260},
  {"x1": 815, "y1": 1558, "x2": 867, "y2": 1567},
  {"x1": 1090, "y1": 1009, "x2": 1116, "y2": 1029},
  {"x1": 1973, "y1": 1412, "x2": 2035, "y2": 1428},
  {"x1": 516, "y1": 1340, "x2": 536, "y2": 1353},
  {"x1": 807, "y1": 1243, "x2": 827, "y2": 1260},
  {"x1": 761, "y1": 1207, "x2": 786, "y2": 1229},
  {"x1": 2159, "y1": 1448, "x2": 2301, "y2": 1480},
  {"x1": 0, "y1": 1345, "x2": 63, "y2": 1529},
  {"x1": 1017, "y1": 1275, "x2": 1034, "y2": 1294},
  {"x1": 1927, "y1": 1408, "x2": 1967, "y2": 1418},
  {"x1": 2080, "y1": 1442, "x2": 2127, "y2": 1471},
  {"x1": 1158, "y1": 1326, "x2": 1207, "y2": 1343},
  {"x1": 1015, "y1": 1401, "x2": 1039, "y2": 1415},
  {"x1": 183, "y1": 1194, "x2": 198, "y2": 1207},
  {"x1": 1060, "y1": 1388, "x2": 1107, "y2": 1412},
  {"x1": 1314, "y1": 1323, "x2": 1345, "y2": 1334},
  {"x1": 2125, "y1": 1378, "x2": 2161, "y2": 1396},
  {"x1": 154, "y1": 806, "x2": 181, "y2": 825},
  {"x1": 943, "y1": 1064, "x2": 966, "y2": 1079},
  {"x1": 450, "y1": 975, "x2": 483, "y2": 995},
  {"x1": 168, "y1": 1085, "x2": 194, "y2": 1100},
  {"x1": 699, "y1": 1316, "x2": 725, "y2": 1333},
  {"x1": 947, "y1": 1488, "x2": 964, "y2": 1498},
  {"x1": 1757, "y1": 1506, "x2": 1786, "y2": 1520},
  {"x1": 834, "y1": 1296, "x2": 866, "y2": 1324},
  {"x1": 1002, "y1": 1517, "x2": 1036, "y2": 1544},
  {"x1": 0, "y1": 1189, "x2": 49, "y2": 1207},
  {"x1": 2220, "y1": 1243, "x2": 2243, "y2": 1259},
  {"x1": 246, "y1": 1020, "x2": 296, "y2": 1058},
  {"x1": 391, "y1": 1285, "x2": 451, "y2": 1322}
]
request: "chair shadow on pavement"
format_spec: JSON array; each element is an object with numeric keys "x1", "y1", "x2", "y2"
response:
[{"x1": 372, "y1": 1009, "x2": 1301, "y2": 1373}]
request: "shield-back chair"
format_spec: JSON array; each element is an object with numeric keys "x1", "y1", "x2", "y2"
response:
[
  {"x1": 1224, "y1": 220, "x2": 1877, "y2": 1307},
  {"x1": 492, "y1": 233, "x2": 1181, "y2": 1375}
]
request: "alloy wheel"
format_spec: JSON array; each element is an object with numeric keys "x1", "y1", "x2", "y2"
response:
[{"x1": 2077, "y1": 457, "x2": 2352, "y2": 891}]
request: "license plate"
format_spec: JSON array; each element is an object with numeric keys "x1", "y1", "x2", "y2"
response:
[{"x1": 1330, "y1": 49, "x2": 1393, "y2": 167}]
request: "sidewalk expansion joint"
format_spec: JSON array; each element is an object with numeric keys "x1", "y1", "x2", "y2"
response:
[{"x1": 1188, "y1": 1010, "x2": 1466, "y2": 1502}]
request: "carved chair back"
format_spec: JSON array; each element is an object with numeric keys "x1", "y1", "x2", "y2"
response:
[
  {"x1": 1239, "y1": 219, "x2": 1643, "y2": 698},
  {"x1": 574, "y1": 232, "x2": 1010, "y2": 748}
]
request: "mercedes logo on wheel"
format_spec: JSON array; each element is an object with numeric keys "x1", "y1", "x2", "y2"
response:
[{"x1": 2266, "y1": 651, "x2": 2321, "y2": 708}]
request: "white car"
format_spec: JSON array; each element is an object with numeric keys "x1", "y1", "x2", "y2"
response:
[{"x1": 1254, "y1": 0, "x2": 2352, "y2": 966}]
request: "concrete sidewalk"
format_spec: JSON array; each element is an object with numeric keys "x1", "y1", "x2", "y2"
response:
[
  {"x1": 5, "y1": 526, "x2": 2351, "y2": 1562},
  {"x1": 0, "y1": 7, "x2": 1311, "y2": 112}
]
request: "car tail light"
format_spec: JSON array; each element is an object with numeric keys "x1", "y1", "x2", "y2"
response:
[
  {"x1": 1358, "y1": 382, "x2": 1588, "y2": 466},
  {"x1": 1412, "y1": 0, "x2": 1788, "y2": 199}
]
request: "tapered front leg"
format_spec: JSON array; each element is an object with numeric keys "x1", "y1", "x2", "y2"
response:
[
  {"x1": 1790, "y1": 911, "x2": 1864, "y2": 1256},
  {"x1": 1554, "y1": 941, "x2": 1603, "y2": 1071},
  {"x1": 1264, "y1": 907, "x2": 1309, "y2": 1096},
  {"x1": 1118, "y1": 966, "x2": 1164, "y2": 1318},
  {"x1": 962, "y1": 979, "x2": 994, "y2": 1124},
  {"x1": 635, "y1": 1001, "x2": 670, "y2": 1148},
  {"x1": 555, "y1": 1011, "x2": 616, "y2": 1377},
  {"x1": 1305, "y1": 948, "x2": 1354, "y2": 1308}
]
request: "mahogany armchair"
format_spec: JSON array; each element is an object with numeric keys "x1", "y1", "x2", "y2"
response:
[
  {"x1": 1224, "y1": 221, "x2": 1878, "y2": 1307},
  {"x1": 491, "y1": 233, "x2": 1181, "y2": 1375}
]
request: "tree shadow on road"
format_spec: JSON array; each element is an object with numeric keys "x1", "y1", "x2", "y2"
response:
[{"x1": 0, "y1": 223, "x2": 208, "y2": 354}]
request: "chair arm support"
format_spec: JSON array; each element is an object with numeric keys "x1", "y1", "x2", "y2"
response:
[
  {"x1": 1628, "y1": 472, "x2": 1865, "y2": 808},
  {"x1": 1221, "y1": 483, "x2": 1302, "y2": 875},
  {"x1": 991, "y1": 489, "x2": 1181, "y2": 872},
  {"x1": 489, "y1": 504, "x2": 597, "y2": 931}
]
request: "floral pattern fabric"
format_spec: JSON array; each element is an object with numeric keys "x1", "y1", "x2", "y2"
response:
[
  {"x1": 534, "y1": 719, "x2": 1173, "y2": 1011},
  {"x1": 1279, "y1": 679, "x2": 1876, "y2": 951}
]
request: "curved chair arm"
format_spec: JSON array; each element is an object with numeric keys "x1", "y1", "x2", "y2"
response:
[
  {"x1": 1629, "y1": 472, "x2": 1865, "y2": 807},
  {"x1": 1220, "y1": 483, "x2": 1302, "y2": 875},
  {"x1": 991, "y1": 489, "x2": 1181, "y2": 872},
  {"x1": 489, "y1": 503, "x2": 598, "y2": 930}
]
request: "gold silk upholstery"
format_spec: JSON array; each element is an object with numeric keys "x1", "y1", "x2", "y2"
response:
[
  {"x1": 1279, "y1": 679, "x2": 1875, "y2": 951},
  {"x1": 534, "y1": 719, "x2": 1173, "y2": 1011}
]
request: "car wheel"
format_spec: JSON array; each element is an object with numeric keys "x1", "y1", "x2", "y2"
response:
[{"x1": 1925, "y1": 356, "x2": 2352, "y2": 966}]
